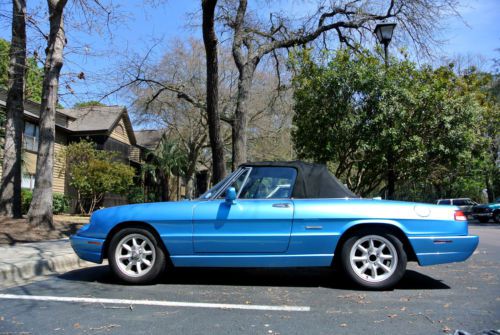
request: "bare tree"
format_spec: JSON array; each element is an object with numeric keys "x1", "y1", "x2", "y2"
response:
[
  {"x1": 222, "y1": 0, "x2": 459, "y2": 167},
  {"x1": 0, "y1": 0, "x2": 26, "y2": 218},
  {"x1": 25, "y1": 0, "x2": 119, "y2": 227},
  {"x1": 202, "y1": 0, "x2": 226, "y2": 182},
  {"x1": 124, "y1": 39, "x2": 293, "y2": 194},
  {"x1": 130, "y1": 40, "x2": 212, "y2": 198},
  {"x1": 27, "y1": 0, "x2": 69, "y2": 228}
]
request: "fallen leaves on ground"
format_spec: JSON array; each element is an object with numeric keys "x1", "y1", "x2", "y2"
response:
[{"x1": 442, "y1": 326, "x2": 452, "y2": 333}]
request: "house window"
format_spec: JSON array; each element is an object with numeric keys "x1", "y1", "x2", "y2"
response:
[
  {"x1": 22, "y1": 173, "x2": 36, "y2": 190},
  {"x1": 23, "y1": 121, "x2": 39, "y2": 151}
]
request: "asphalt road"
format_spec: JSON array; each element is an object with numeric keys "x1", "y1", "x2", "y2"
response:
[{"x1": 1, "y1": 224, "x2": 499, "y2": 335}]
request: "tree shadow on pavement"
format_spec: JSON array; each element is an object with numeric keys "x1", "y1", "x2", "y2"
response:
[{"x1": 59, "y1": 265, "x2": 450, "y2": 291}]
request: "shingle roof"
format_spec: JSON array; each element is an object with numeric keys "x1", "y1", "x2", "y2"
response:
[
  {"x1": 0, "y1": 87, "x2": 42, "y2": 117},
  {"x1": 0, "y1": 88, "x2": 137, "y2": 145},
  {"x1": 60, "y1": 106, "x2": 125, "y2": 133},
  {"x1": 134, "y1": 129, "x2": 166, "y2": 150}
]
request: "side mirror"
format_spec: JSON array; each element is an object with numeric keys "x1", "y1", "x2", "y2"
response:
[{"x1": 225, "y1": 187, "x2": 237, "y2": 204}]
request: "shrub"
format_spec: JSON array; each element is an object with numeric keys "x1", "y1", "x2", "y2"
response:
[
  {"x1": 53, "y1": 193, "x2": 69, "y2": 214},
  {"x1": 21, "y1": 189, "x2": 32, "y2": 214},
  {"x1": 63, "y1": 140, "x2": 135, "y2": 214},
  {"x1": 127, "y1": 185, "x2": 145, "y2": 204},
  {"x1": 21, "y1": 189, "x2": 69, "y2": 214}
]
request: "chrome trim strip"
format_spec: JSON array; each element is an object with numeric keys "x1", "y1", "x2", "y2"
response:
[{"x1": 305, "y1": 226, "x2": 323, "y2": 230}]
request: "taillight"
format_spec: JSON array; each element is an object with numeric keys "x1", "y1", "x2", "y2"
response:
[{"x1": 454, "y1": 210, "x2": 467, "y2": 221}]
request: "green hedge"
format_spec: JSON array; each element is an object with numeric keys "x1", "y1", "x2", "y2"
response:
[
  {"x1": 21, "y1": 190, "x2": 69, "y2": 215},
  {"x1": 21, "y1": 189, "x2": 32, "y2": 214}
]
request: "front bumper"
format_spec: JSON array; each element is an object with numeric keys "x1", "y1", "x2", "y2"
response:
[
  {"x1": 70, "y1": 234, "x2": 105, "y2": 264},
  {"x1": 408, "y1": 235, "x2": 479, "y2": 266}
]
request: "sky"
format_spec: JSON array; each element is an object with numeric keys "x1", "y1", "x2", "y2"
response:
[{"x1": 0, "y1": 0, "x2": 499, "y2": 109}]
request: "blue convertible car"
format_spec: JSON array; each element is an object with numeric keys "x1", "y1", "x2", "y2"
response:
[{"x1": 71, "y1": 161, "x2": 479, "y2": 289}]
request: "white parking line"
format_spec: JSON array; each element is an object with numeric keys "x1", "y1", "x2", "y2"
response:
[{"x1": 0, "y1": 294, "x2": 310, "y2": 312}]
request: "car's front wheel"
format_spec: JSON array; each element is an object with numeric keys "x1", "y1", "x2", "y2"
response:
[
  {"x1": 109, "y1": 228, "x2": 166, "y2": 284},
  {"x1": 340, "y1": 231, "x2": 407, "y2": 290},
  {"x1": 493, "y1": 212, "x2": 500, "y2": 224}
]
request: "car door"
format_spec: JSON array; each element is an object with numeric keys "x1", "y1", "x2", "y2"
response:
[{"x1": 193, "y1": 166, "x2": 297, "y2": 253}]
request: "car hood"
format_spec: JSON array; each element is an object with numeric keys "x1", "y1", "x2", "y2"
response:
[
  {"x1": 81, "y1": 200, "x2": 205, "y2": 238},
  {"x1": 92, "y1": 200, "x2": 203, "y2": 223}
]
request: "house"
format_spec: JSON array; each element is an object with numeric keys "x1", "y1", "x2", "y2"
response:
[{"x1": 0, "y1": 89, "x2": 166, "y2": 211}]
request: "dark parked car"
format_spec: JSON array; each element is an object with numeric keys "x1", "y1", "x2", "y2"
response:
[
  {"x1": 472, "y1": 202, "x2": 500, "y2": 223},
  {"x1": 436, "y1": 198, "x2": 477, "y2": 216}
]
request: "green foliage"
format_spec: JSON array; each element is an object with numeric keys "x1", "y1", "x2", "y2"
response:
[
  {"x1": 0, "y1": 110, "x2": 5, "y2": 143},
  {"x1": 21, "y1": 189, "x2": 33, "y2": 214},
  {"x1": 0, "y1": 38, "x2": 43, "y2": 102},
  {"x1": 0, "y1": 39, "x2": 7, "y2": 88},
  {"x1": 291, "y1": 49, "x2": 497, "y2": 201},
  {"x1": 142, "y1": 136, "x2": 188, "y2": 201},
  {"x1": 63, "y1": 140, "x2": 135, "y2": 214},
  {"x1": 21, "y1": 189, "x2": 68, "y2": 214},
  {"x1": 53, "y1": 193, "x2": 69, "y2": 214},
  {"x1": 127, "y1": 185, "x2": 145, "y2": 204},
  {"x1": 73, "y1": 101, "x2": 106, "y2": 108}
]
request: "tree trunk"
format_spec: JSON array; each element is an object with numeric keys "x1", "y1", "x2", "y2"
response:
[
  {"x1": 184, "y1": 159, "x2": 197, "y2": 199},
  {"x1": 485, "y1": 175, "x2": 495, "y2": 203},
  {"x1": 27, "y1": 0, "x2": 68, "y2": 228},
  {"x1": 176, "y1": 175, "x2": 180, "y2": 200},
  {"x1": 202, "y1": 0, "x2": 226, "y2": 183},
  {"x1": 165, "y1": 173, "x2": 170, "y2": 201},
  {"x1": 386, "y1": 148, "x2": 396, "y2": 200},
  {"x1": 185, "y1": 177, "x2": 194, "y2": 199},
  {"x1": 232, "y1": 63, "x2": 256, "y2": 169},
  {"x1": 159, "y1": 171, "x2": 168, "y2": 201},
  {"x1": 0, "y1": 0, "x2": 26, "y2": 218}
]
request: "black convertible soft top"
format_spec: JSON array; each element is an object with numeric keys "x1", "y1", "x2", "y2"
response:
[{"x1": 240, "y1": 161, "x2": 359, "y2": 199}]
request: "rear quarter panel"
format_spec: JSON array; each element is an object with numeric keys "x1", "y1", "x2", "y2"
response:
[{"x1": 291, "y1": 199, "x2": 471, "y2": 265}]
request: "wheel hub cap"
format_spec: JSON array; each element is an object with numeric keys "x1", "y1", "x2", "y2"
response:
[
  {"x1": 115, "y1": 234, "x2": 156, "y2": 278},
  {"x1": 349, "y1": 235, "x2": 398, "y2": 283}
]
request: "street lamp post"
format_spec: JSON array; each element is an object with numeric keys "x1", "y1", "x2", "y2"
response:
[
  {"x1": 374, "y1": 22, "x2": 397, "y2": 200},
  {"x1": 374, "y1": 23, "x2": 396, "y2": 66}
]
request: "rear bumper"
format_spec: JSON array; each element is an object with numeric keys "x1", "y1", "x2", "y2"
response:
[
  {"x1": 472, "y1": 213, "x2": 493, "y2": 219},
  {"x1": 408, "y1": 235, "x2": 479, "y2": 266},
  {"x1": 70, "y1": 234, "x2": 105, "y2": 264}
]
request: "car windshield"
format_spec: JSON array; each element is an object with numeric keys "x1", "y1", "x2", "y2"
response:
[
  {"x1": 198, "y1": 166, "x2": 297, "y2": 200},
  {"x1": 198, "y1": 169, "x2": 240, "y2": 199}
]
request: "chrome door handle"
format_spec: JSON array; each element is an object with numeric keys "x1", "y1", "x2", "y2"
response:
[{"x1": 272, "y1": 203, "x2": 291, "y2": 208}]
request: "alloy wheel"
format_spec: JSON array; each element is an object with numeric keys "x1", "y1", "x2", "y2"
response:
[
  {"x1": 349, "y1": 235, "x2": 398, "y2": 283},
  {"x1": 114, "y1": 233, "x2": 156, "y2": 278}
]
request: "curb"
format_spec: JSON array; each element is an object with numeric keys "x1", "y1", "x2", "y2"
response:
[{"x1": 0, "y1": 240, "x2": 94, "y2": 288}]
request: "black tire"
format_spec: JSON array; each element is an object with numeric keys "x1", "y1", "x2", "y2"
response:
[
  {"x1": 340, "y1": 230, "x2": 407, "y2": 290},
  {"x1": 108, "y1": 227, "x2": 166, "y2": 284},
  {"x1": 493, "y1": 212, "x2": 500, "y2": 224},
  {"x1": 477, "y1": 217, "x2": 490, "y2": 223}
]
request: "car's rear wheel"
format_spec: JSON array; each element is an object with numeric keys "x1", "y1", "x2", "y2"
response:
[
  {"x1": 340, "y1": 231, "x2": 407, "y2": 290},
  {"x1": 493, "y1": 212, "x2": 500, "y2": 224},
  {"x1": 109, "y1": 228, "x2": 165, "y2": 284},
  {"x1": 477, "y1": 217, "x2": 490, "y2": 223}
]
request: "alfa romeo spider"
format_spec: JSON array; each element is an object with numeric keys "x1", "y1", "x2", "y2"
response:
[{"x1": 71, "y1": 161, "x2": 479, "y2": 289}]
